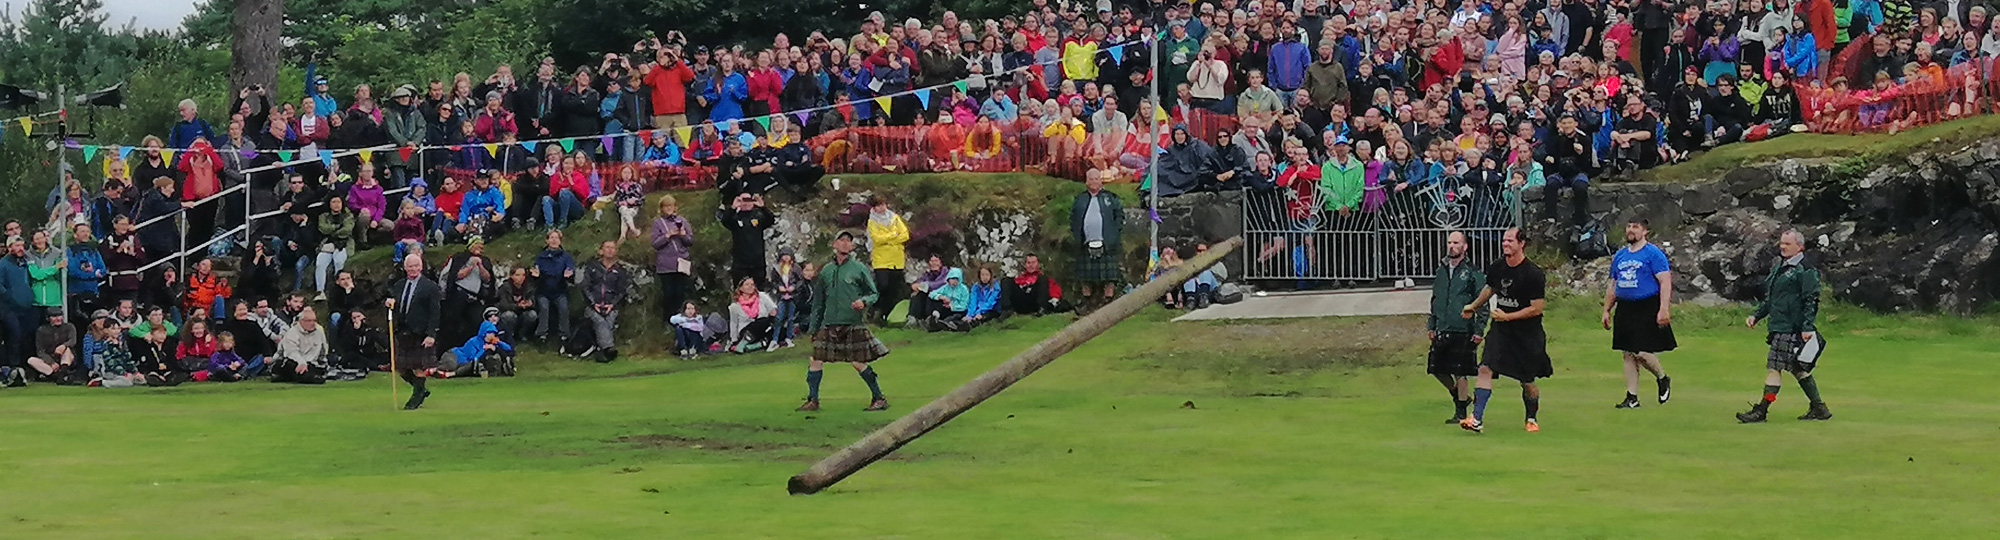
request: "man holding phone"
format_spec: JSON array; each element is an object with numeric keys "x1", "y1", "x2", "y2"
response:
[{"x1": 641, "y1": 31, "x2": 698, "y2": 129}]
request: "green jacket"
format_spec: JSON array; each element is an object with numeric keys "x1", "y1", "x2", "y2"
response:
[
  {"x1": 1428, "y1": 258, "x2": 1489, "y2": 337},
  {"x1": 809, "y1": 253, "x2": 878, "y2": 332},
  {"x1": 1320, "y1": 157, "x2": 1364, "y2": 212},
  {"x1": 383, "y1": 104, "x2": 427, "y2": 167},
  {"x1": 26, "y1": 245, "x2": 64, "y2": 307},
  {"x1": 1753, "y1": 256, "x2": 1820, "y2": 334},
  {"x1": 318, "y1": 211, "x2": 356, "y2": 251}
]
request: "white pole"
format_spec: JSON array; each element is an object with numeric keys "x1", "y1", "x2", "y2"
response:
[{"x1": 1146, "y1": 27, "x2": 1163, "y2": 265}]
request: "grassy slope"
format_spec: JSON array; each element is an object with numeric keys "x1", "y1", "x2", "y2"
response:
[
  {"x1": 2, "y1": 296, "x2": 1996, "y2": 539},
  {"x1": 1638, "y1": 115, "x2": 2000, "y2": 183}
]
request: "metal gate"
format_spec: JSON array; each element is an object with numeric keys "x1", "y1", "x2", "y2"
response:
[{"x1": 1244, "y1": 175, "x2": 1521, "y2": 284}]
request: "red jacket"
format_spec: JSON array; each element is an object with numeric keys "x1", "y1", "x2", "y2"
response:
[
  {"x1": 549, "y1": 170, "x2": 590, "y2": 200},
  {"x1": 1808, "y1": 0, "x2": 1837, "y2": 51},
  {"x1": 291, "y1": 115, "x2": 330, "y2": 147},
  {"x1": 177, "y1": 143, "x2": 225, "y2": 202},
  {"x1": 747, "y1": 68, "x2": 784, "y2": 113},
  {"x1": 644, "y1": 61, "x2": 696, "y2": 116}
]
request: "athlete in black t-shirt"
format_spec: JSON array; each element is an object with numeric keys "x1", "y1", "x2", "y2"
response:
[{"x1": 1458, "y1": 228, "x2": 1553, "y2": 434}]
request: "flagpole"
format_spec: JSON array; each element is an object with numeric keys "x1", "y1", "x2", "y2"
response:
[
  {"x1": 1146, "y1": 30, "x2": 1163, "y2": 268},
  {"x1": 55, "y1": 84, "x2": 69, "y2": 321}
]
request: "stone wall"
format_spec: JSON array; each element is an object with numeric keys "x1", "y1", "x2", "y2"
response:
[{"x1": 1524, "y1": 141, "x2": 2000, "y2": 315}]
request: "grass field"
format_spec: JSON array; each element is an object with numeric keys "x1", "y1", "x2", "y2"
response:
[{"x1": 2, "y1": 295, "x2": 1996, "y2": 539}]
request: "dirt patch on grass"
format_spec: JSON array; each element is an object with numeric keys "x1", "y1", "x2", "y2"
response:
[
  {"x1": 1119, "y1": 316, "x2": 1429, "y2": 380},
  {"x1": 615, "y1": 434, "x2": 828, "y2": 454}
]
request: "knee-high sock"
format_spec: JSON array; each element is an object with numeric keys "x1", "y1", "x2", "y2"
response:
[
  {"x1": 1797, "y1": 376, "x2": 1822, "y2": 405},
  {"x1": 400, "y1": 370, "x2": 427, "y2": 397},
  {"x1": 1433, "y1": 374, "x2": 1459, "y2": 401},
  {"x1": 858, "y1": 367, "x2": 884, "y2": 400},
  {"x1": 1472, "y1": 387, "x2": 1492, "y2": 420},
  {"x1": 1523, "y1": 388, "x2": 1540, "y2": 421},
  {"x1": 806, "y1": 369, "x2": 823, "y2": 401},
  {"x1": 1763, "y1": 384, "x2": 1781, "y2": 403}
]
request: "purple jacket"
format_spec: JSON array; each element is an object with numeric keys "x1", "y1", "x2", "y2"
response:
[
  {"x1": 1267, "y1": 40, "x2": 1311, "y2": 91},
  {"x1": 208, "y1": 350, "x2": 245, "y2": 373},
  {"x1": 649, "y1": 214, "x2": 693, "y2": 274},
  {"x1": 347, "y1": 182, "x2": 388, "y2": 222},
  {"x1": 915, "y1": 267, "x2": 950, "y2": 293}
]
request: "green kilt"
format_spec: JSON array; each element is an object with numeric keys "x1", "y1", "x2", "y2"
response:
[
  {"x1": 813, "y1": 325, "x2": 888, "y2": 364},
  {"x1": 1074, "y1": 245, "x2": 1123, "y2": 283}
]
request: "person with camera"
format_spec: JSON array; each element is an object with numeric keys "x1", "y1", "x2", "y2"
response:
[{"x1": 639, "y1": 32, "x2": 698, "y2": 129}]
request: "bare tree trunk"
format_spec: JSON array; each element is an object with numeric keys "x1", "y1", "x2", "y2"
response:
[
  {"x1": 787, "y1": 237, "x2": 1246, "y2": 495},
  {"x1": 227, "y1": 0, "x2": 285, "y2": 98}
]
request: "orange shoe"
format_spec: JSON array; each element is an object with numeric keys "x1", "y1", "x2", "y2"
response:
[
  {"x1": 1459, "y1": 417, "x2": 1483, "y2": 433},
  {"x1": 1525, "y1": 419, "x2": 1541, "y2": 433}
]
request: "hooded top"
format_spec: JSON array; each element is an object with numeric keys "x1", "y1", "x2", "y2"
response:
[
  {"x1": 928, "y1": 268, "x2": 970, "y2": 314},
  {"x1": 1156, "y1": 125, "x2": 1214, "y2": 197},
  {"x1": 449, "y1": 321, "x2": 513, "y2": 364}
]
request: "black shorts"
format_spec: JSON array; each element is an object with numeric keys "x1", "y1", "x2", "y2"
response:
[
  {"x1": 1481, "y1": 322, "x2": 1553, "y2": 383},
  {"x1": 1612, "y1": 296, "x2": 1678, "y2": 353},
  {"x1": 1427, "y1": 333, "x2": 1479, "y2": 377}
]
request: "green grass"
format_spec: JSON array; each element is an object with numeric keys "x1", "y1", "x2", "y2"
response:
[
  {"x1": 3, "y1": 296, "x2": 1997, "y2": 539},
  {"x1": 1638, "y1": 114, "x2": 2000, "y2": 184}
]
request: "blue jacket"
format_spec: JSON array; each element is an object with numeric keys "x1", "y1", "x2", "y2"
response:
[
  {"x1": 0, "y1": 255, "x2": 31, "y2": 309},
  {"x1": 67, "y1": 245, "x2": 107, "y2": 295},
  {"x1": 1782, "y1": 34, "x2": 1818, "y2": 76},
  {"x1": 927, "y1": 268, "x2": 970, "y2": 314},
  {"x1": 532, "y1": 248, "x2": 575, "y2": 298},
  {"x1": 968, "y1": 280, "x2": 1002, "y2": 319},
  {"x1": 449, "y1": 322, "x2": 513, "y2": 364},
  {"x1": 459, "y1": 185, "x2": 505, "y2": 223},
  {"x1": 705, "y1": 72, "x2": 750, "y2": 123},
  {"x1": 305, "y1": 63, "x2": 339, "y2": 118},
  {"x1": 1267, "y1": 41, "x2": 1311, "y2": 91},
  {"x1": 167, "y1": 119, "x2": 217, "y2": 156},
  {"x1": 642, "y1": 141, "x2": 683, "y2": 166}
]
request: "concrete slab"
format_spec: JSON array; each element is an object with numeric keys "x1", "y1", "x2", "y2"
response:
[{"x1": 1173, "y1": 288, "x2": 1431, "y2": 321}]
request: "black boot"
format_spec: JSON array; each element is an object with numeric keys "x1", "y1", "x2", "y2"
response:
[
  {"x1": 1798, "y1": 402, "x2": 1833, "y2": 421},
  {"x1": 1735, "y1": 401, "x2": 1769, "y2": 423}
]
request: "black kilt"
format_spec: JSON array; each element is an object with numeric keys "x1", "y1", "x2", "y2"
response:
[
  {"x1": 1427, "y1": 333, "x2": 1479, "y2": 376},
  {"x1": 1074, "y1": 244, "x2": 1123, "y2": 283},
  {"x1": 1481, "y1": 321, "x2": 1554, "y2": 382},
  {"x1": 393, "y1": 332, "x2": 439, "y2": 372},
  {"x1": 813, "y1": 325, "x2": 887, "y2": 364},
  {"x1": 1612, "y1": 296, "x2": 1678, "y2": 353}
]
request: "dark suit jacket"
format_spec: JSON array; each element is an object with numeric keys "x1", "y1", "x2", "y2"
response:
[{"x1": 385, "y1": 275, "x2": 444, "y2": 340}]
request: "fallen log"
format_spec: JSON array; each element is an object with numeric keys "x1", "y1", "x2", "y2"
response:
[{"x1": 788, "y1": 236, "x2": 1244, "y2": 495}]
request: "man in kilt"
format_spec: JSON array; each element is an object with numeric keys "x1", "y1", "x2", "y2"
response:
[
  {"x1": 1601, "y1": 219, "x2": 1675, "y2": 409},
  {"x1": 801, "y1": 231, "x2": 889, "y2": 412},
  {"x1": 1459, "y1": 228, "x2": 1553, "y2": 434},
  {"x1": 1428, "y1": 232, "x2": 1488, "y2": 425},
  {"x1": 1070, "y1": 170, "x2": 1124, "y2": 315},
  {"x1": 385, "y1": 254, "x2": 444, "y2": 410},
  {"x1": 1737, "y1": 230, "x2": 1832, "y2": 423}
]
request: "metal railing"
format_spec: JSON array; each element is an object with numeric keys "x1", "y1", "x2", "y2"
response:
[{"x1": 1243, "y1": 174, "x2": 1520, "y2": 284}]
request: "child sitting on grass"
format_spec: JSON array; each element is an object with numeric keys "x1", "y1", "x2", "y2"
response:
[
  {"x1": 670, "y1": 302, "x2": 707, "y2": 359},
  {"x1": 85, "y1": 318, "x2": 143, "y2": 388},
  {"x1": 922, "y1": 268, "x2": 971, "y2": 332},
  {"x1": 135, "y1": 326, "x2": 187, "y2": 387},
  {"x1": 614, "y1": 165, "x2": 646, "y2": 241},
  {"x1": 206, "y1": 331, "x2": 265, "y2": 382}
]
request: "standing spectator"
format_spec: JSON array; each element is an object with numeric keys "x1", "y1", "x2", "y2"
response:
[
  {"x1": 642, "y1": 40, "x2": 698, "y2": 129},
  {"x1": 67, "y1": 223, "x2": 108, "y2": 319},
  {"x1": 531, "y1": 230, "x2": 577, "y2": 342},
  {"x1": 0, "y1": 235, "x2": 27, "y2": 380},
  {"x1": 385, "y1": 255, "x2": 443, "y2": 410},
  {"x1": 176, "y1": 140, "x2": 226, "y2": 242},
  {"x1": 1070, "y1": 171, "x2": 1124, "y2": 314},
  {"x1": 438, "y1": 238, "x2": 496, "y2": 349},
  {"x1": 769, "y1": 249, "x2": 805, "y2": 349},
  {"x1": 384, "y1": 85, "x2": 427, "y2": 189},
  {"x1": 650, "y1": 195, "x2": 695, "y2": 325},
  {"x1": 718, "y1": 193, "x2": 776, "y2": 289},
  {"x1": 102, "y1": 216, "x2": 144, "y2": 304},
  {"x1": 25, "y1": 231, "x2": 64, "y2": 317},
  {"x1": 577, "y1": 241, "x2": 632, "y2": 363},
  {"x1": 706, "y1": 54, "x2": 751, "y2": 123},
  {"x1": 495, "y1": 267, "x2": 538, "y2": 341},
  {"x1": 558, "y1": 68, "x2": 604, "y2": 155},
  {"x1": 864, "y1": 196, "x2": 909, "y2": 326},
  {"x1": 166, "y1": 99, "x2": 218, "y2": 157}
]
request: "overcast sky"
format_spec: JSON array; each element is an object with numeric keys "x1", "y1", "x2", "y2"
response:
[{"x1": 3, "y1": 0, "x2": 202, "y2": 32}]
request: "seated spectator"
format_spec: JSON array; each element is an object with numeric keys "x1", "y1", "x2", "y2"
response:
[
  {"x1": 1181, "y1": 243, "x2": 1226, "y2": 309},
  {"x1": 921, "y1": 268, "x2": 971, "y2": 332},
  {"x1": 272, "y1": 308, "x2": 330, "y2": 385},
  {"x1": 670, "y1": 301, "x2": 708, "y2": 359},
  {"x1": 1005, "y1": 254, "x2": 1069, "y2": 316},
  {"x1": 207, "y1": 331, "x2": 265, "y2": 382},
  {"x1": 183, "y1": 258, "x2": 232, "y2": 322},
  {"x1": 613, "y1": 165, "x2": 646, "y2": 241},
  {"x1": 347, "y1": 164, "x2": 393, "y2": 236},
  {"x1": 727, "y1": 277, "x2": 778, "y2": 353},
  {"x1": 965, "y1": 266, "x2": 1006, "y2": 327},
  {"x1": 334, "y1": 310, "x2": 389, "y2": 373},
  {"x1": 459, "y1": 170, "x2": 508, "y2": 240},
  {"x1": 443, "y1": 316, "x2": 514, "y2": 378},
  {"x1": 238, "y1": 240, "x2": 283, "y2": 303},
  {"x1": 315, "y1": 197, "x2": 357, "y2": 294},
  {"x1": 134, "y1": 325, "x2": 187, "y2": 387},
  {"x1": 906, "y1": 254, "x2": 951, "y2": 327},
  {"x1": 391, "y1": 199, "x2": 426, "y2": 264},
  {"x1": 1149, "y1": 248, "x2": 1188, "y2": 309},
  {"x1": 494, "y1": 267, "x2": 538, "y2": 340},
  {"x1": 27, "y1": 308, "x2": 81, "y2": 384},
  {"x1": 543, "y1": 154, "x2": 591, "y2": 230},
  {"x1": 218, "y1": 300, "x2": 276, "y2": 371},
  {"x1": 84, "y1": 317, "x2": 142, "y2": 388}
]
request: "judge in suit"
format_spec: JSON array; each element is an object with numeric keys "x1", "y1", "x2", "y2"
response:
[{"x1": 385, "y1": 254, "x2": 444, "y2": 410}]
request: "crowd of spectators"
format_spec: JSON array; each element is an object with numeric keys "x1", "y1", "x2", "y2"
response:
[{"x1": 2, "y1": 0, "x2": 1988, "y2": 388}]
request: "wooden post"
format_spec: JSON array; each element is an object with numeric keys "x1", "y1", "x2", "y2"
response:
[{"x1": 787, "y1": 237, "x2": 1243, "y2": 495}]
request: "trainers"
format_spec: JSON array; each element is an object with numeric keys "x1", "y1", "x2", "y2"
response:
[
  {"x1": 864, "y1": 399, "x2": 889, "y2": 411},
  {"x1": 1525, "y1": 419, "x2": 1540, "y2": 433},
  {"x1": 795, "y1": 400, "x2": 820, "y2": 412},
  {"x1": 1657, "y1": 376, "x2": 1673, "y2": 404},
  {"x1": 1736, "y1": 402, "x2": 1770, "y2": 423},
  {"x1": 1446, "y1": 412, "x2": 1465, "y2": 425},
  {"x1": 1458, "y1": 417, "x2": 1483, "y2": 433},
  {"x1": 1798, "y1": 403, "x2": 1833, "y2": 421},
  {"x1": 1614, "y1": 394, "x2": 1642, "y2": 409}
]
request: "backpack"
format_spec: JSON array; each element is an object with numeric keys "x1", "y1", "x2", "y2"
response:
[
  {"x1": 1214, "y1": 283, "x2": 1246, "y2": 304},
  {"x1": 1573, "y1": 219, "x2": 1612, "y2": 260}
]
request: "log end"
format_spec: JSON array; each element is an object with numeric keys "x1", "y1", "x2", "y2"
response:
[{"x1": 786, "y1": 475, "x2": 821, "y2": 496}]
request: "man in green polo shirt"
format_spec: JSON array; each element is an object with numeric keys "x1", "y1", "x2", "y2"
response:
[
  {"x1": 1737, "y1": 230, "x2": 1832, "y2": 423},
  {"x1": 801, "y1": 231, "x2": 889, "y2": 412}
]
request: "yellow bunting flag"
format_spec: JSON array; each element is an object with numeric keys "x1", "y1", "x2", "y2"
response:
[
  {"x1": 358, "y1": 149, "x2": 373, "y2": 164},
  {"x1": 19, "y1": 117, "x2": 32, "y2": 137},
  {"x1": 160, "y1": 149, "x2": 174, "y2": 163},
  {"x1": 484, "y1": 143, "x2": 498, "y2": 157},
  {"x1": 674, "y1": 126, "x2": 692, "y2": 145},
  {"x1": 874, "y1": 96, "x2": 892, "y2": 115}
]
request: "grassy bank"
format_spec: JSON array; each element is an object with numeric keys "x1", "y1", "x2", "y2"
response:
[{"x1": 1638, "y1": 115, "x2": 2000, "y2": 184}]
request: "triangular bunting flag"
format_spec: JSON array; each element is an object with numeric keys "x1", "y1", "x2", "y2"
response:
[
  {"x1": 874, "y1": 96, "x2": 892, "y2": 115},
  {"x1": 522, "y1": 141, "x2": 538, "y2": 153},
  {"x1": 754, "y1": 116, "x2": 771, "y2": 133},
  {"x1": 637, "y1": 130, "x2": 653, "y2": 144},
  {"x1": 674, "y1": 126, "x2": 691, "y2": 145},
  {"x1": 1109, "y1": 45, "x2": 1125, "y2": 65},
  {"x1": 358, "y1": 149, "x2": 373, "y2": 164},
  {"x1": 117, "y1": 146, "x2": 133, "y2": 161},
  {"x1": 796, "y1": 111, "x2": 811, "y2": 124},
  {"x1": 597, "y1": 135, "x2": 612, "y2": 152},
  {"x1": 485, "y1": 143, "x2": 499, "y2": 158},
  {"x1": 915, "y1": 88, "x2": 932, "y2": 109},
  {"x1": 160, "y1": 149, "x2": 174, "y2": 164},
  {"x1": 952, "y1": 80, "x2": 969, "y2": 94},
  {"x1": 277, "y1": 150, "x2": 294, "y2": 162},
  {"x1": 18, "y1": 117, "x2": 31, "y2": 137},
  {"x1": 722, "y1": 120, "x2": 736, "y2": 133},
  {"x1": 239, "y1": 149, "x2": 257, "y2": 160},
  {"x1": 398, "y1": 146, "x2": 414, "y2": 162},
  {"x1": 81, "y1": 146, "x2": 98, "y2": 163},
  {"x1": 63, "y1": 139, "x2": 82, "y2": 149},
  {"x1": 447, "y1": 145, "x2": 462, "y2": 152},
  {"x1": 321, "y1": 154, "x2": 334, "y2": 169},
  {"x1": 558, "y1": 138, "x2": 575, "y2": 152}
]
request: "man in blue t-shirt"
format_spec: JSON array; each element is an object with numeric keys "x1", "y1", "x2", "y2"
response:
[{"x1": 1600, "y1": 218, "x2": 1676, "y2": 409}]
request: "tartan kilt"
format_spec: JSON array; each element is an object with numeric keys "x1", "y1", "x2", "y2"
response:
[
  {"x1": 394, "y1": 332, "x2": 439, "y2": 372},
  {"x1": 813, "y1": 325, "x2": 888, "y2": 364},
  {"x1": 1074, "y1": 245, "x2": 1123, "y2": 283}
]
